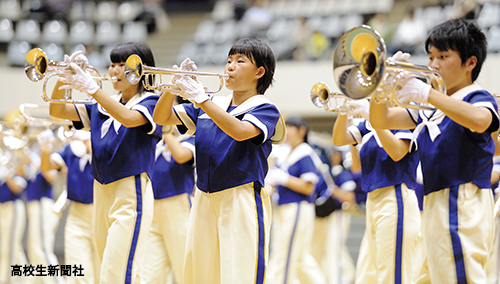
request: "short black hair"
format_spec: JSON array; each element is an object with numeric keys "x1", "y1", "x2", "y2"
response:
[
  {"x1": 110, "y1": 42, "x2": 156, "y2": 93},
  {"x1": 425, "y1": 18, "x2": 487, "y2": 82},
  {"x1": 228, "y1": 38, "x2": 276, "y2": 94},
  {"x1": 285, "y1": 115, "x2": 309, "y2": 143}
]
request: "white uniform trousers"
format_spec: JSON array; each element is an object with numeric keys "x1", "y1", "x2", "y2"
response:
[
  {"x1": 354, "y1": 230, "x2": 377, "y2": 284},
  {"x1": 93, "y1": 173, "x2": 154, "y2": 284},
  {"x1": 64, "y1": 202, "x2": 97, "y2": 284},
  {"x1": 184, "y1": 182, "x2": 271, "y2": 284},
  {"x1": 412, "y1": 211, "x2": 430, "y2": 284},
  {"x1": 365, "y1": 184, "x2": 420, "y2": 284},
  {"x1": 424, "y1": 183, "x2": 494, "y2": 284},
  {"x1": 486, "y1": 216, "x2": 499, "y2": 284},
  {"x1": 268, "y1": 201, "x2": 326, "y2": 284},
  {"x1": 0, "y1": 199, "x2": 28, "y2": 284},
  {"x1": 144, "y1": 193, "x2": 191, "y2": 284},
  {"x1": 26, "y1": 197, "x2": 62, "y2": 284},
  {"x1": 311, "y1": 211, "x2": 355, "y2": 284}
]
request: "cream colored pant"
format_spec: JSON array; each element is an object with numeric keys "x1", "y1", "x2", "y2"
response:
[
  {"x1": 143, "y1": 193, "x2": 191, "y2": 284},
  {"x1": 268, "y1": 201, "x2": 326, "y2": 284},
  {"x1": 26, "y1": 197, "x2": 62, "y2": 284},
  {"x1": 365, "y1": 184, "x2": 421, "y2": 284},
  {"x1": 311, "y1": 211, "x2": 355, "y2": 284},
  {"x1": 0, "y1": 199, "x2": 28, "y2": 284},
  {"x1": 93, "y1": 173, "x2": 154, "y2": 284},
  {"x1": 184, "y1": 183, "x2": 271, "y2": 284},
  {"x1": 64, "y1": 202, "x2": 97, "y2": 284},
  {"x1": 424, "y1": 183, "x2": 494, "y2": 284}
]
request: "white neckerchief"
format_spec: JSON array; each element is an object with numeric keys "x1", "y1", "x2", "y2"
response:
[
  {"x1": 362, "y1": 121, "x2": 383, "y2": 148},
  {"x1": 98, "y1": 92, "x2": 156, "y2": 139},
  {"x1": 70, "y1": 140, "x2": 91, "y2": 172},
  {"x1": 155, "y1": 140, "x2": 171, "y2": 162},
  {"x1": 410, "y1": 84, "x2": 483, "y2": 151}
]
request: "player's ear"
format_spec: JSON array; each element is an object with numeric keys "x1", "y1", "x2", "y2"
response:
[
  {"x1": 255, "y1": 66, "x2": 265, "y2": 79},
  {"x1": 465, "y1": 55, "x2": 477, "y2": 71}
]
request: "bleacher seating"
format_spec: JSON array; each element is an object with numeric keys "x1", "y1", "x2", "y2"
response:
[{"x1": 0, "y1": 0, "x2": 151, "y2": 67}]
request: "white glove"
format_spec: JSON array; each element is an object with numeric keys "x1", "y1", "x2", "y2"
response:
[
  {"x1": 37, "y1": 129, "x2": 55, "y2": 152},
  {"x1": 349, "y1": 99, "x2": 370, "y2": 120},
  {"x1": 64, "y1": 50, "x2": 89, "y2": 66},
  {"x1": 265, "y1": 168, "x2": 290, "y2": 187},
  {"x1": 180, "y1": 57, "x2": 197, "y2": 72},
  {"x1": 59, "y1": 63, "x2": 100, "y2": 95},
  {"x1": 176, "y1": 76, "x2": 209, "y2": 104},
  {"x1": 395, "y1": 78, "x2": 431, "y2": 105},
  {"x1": 494, "y1": 197, "x2": 500, "y2": 218},
  {"x1": 0, "y1": 166, "x2": 10, "y2": 182},
  {"x1": 388, "y1": 50, "x2": 411, "y2": 63}
]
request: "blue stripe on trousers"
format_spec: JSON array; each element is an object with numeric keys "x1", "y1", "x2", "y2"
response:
[
  {"x1": 449, "y1": 185, "x2": 467, "y2": 284},
  {"x1": 395, "y1": 184, "x2": 403, "y2": 284},
  {"x1": 125, "y1": 175, "x2": 143, "y2": 284},
  {"x1": 253, "y1": 183, "x2": 266, "y2": 284}
]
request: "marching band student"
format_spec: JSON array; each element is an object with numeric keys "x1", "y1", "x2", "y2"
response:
[
  {"x1": 39, "y1": 129, "x2": 97, "y2": 284},
  {"x1": 0, "y1": 164, "x2": 28, "y2": 284},
  {"x1": 266, "y1": 115, "x2": 327, "y2": 284},
  {"x1": 49, "y1": 42, "x2": 161, "y2": 283},
  {"x1": 310, "y1": 147, "x2": 357, "y2": 284},
  {"x1": 370, "y1": 18, "x2": 499, "y2": 283},
  {"x1": 144, "y1": 113, "x2": 196, "y2": 284},
  {"x1": 153, "y1": 37, "x2": 285, "y2": 284},
  {"x1": 26, "y1": 148, "x2": 62, "y2": 284},
  {"x1": 333, "y1": 97, "x2": 420, "y2": 284},
  {"x1": 348, "y1": 144, "x2": 378, "y2": 284}
]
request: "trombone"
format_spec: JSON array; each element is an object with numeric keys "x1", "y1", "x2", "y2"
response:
[
  {"x1": 25, "y1": 47, "x2": 116, "y2": 104},
  {"x1": 124, "y1": 54, "x2": 229, "y2": 94},
  {"x1": 331, "y1": 25, "x2": 444, "y2": 110}
]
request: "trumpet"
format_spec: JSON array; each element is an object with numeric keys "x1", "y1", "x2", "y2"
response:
[
  {"x1": 332, "y1": 25, "x2": 444, "y2": 110},
  {"x1": 25, "y1": 48, "x2": 116, "y2": 104},
  {"x1": 311, "y1": 82, "x2": 355, "y2": 113},
  {"x1": 124, "y1": 54, "x2": 229, "y2": 94}
]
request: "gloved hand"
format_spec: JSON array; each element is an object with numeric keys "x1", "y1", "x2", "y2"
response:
[
  {"x1": 59, "y1": 63, "x2": 100, "y2": 95},
  {"x1": 169, "y1": 58, "x2": 198, "y2": 88},
  {"x1": 37, "y1": 129, "x2": 55, "y2": 152},
  {"x1": 0, "y1": 166, "x2": 10, "y2": 182},
  {"x1": 64, "y1": 50, "x2": 89, "y2": 66},
  {"x1": 265, "y1": 168, "x2": 290, "y2": 187},
  {"x1": 494, "y1": 197, "x2": 500, "y2": 218},
  {"x1": 349, "y1": 99, "x2": 370, "y2": 120},
  {"x1": 395, "y1": 78, "x2": 431, "y2": 105},
  {"x1": 176, "y1": 76, "x2": 209, "y2": 104},
  {"x1": 388, "y1": 50, "x2": 411, "y2": 63}
]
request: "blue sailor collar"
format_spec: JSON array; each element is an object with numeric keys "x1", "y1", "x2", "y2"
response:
[
  {"x1": 210, "y1": 94, "x2": 286, "y2": 144},
  {"x1": 97, "y1": 92, "x2": 157, "y2": 138}
]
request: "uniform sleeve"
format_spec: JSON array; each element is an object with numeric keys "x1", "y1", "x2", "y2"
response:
[
  {"x1": 73, "y1": 104, "x2": 92, "y2": 130},
  {"x1": 347, "y1": 119, "x2": 367, "y2": 145},
  {"x1": 180, "y1": 136, "x2": 196, "y2": 162},
  {"x1": 468, "y1": 91, "x2": 500, "y2": 133},
  {"x1": 289, "y1": 156, "x2": 320, "y2": 186},
  {"x1": 242, "y1": 103, "x2": 281, "y2": 145},
  {"x1": 394, "y1": 129, "x2": 413, "y2": 141},
  {"x1": 173, "y1": 103, "x2": 200, "y2": 135},
  {"x1": 132, "y1": 95, "x2": 160, "y2": 135}
]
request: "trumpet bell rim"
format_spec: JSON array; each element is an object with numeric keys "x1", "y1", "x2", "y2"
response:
[
  {"x1": 310, "y1": 82, "x2": 330, "y2": 108},
  {"x1": 25, "y1": 48, "x2": 48, "y2": 82},
  {"x1": 333, "y1": 25, "x2": 386, "y2": 100},
  {"x1": 125, "y1": 54, "x2": 143, "y2": 84}
]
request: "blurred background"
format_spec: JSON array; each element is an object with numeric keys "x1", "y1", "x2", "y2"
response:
[{"x1": 1, "y1": 0, "x2": 500, "y2": 264}]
